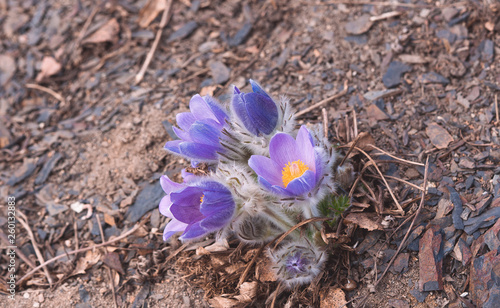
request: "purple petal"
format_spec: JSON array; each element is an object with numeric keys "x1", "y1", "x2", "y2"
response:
[
  {"x1": 170, "y1": 203, "x2": 204, "y2": 224},
  {"x1": 179, "y1": 222, "x2": 206, "y2": 240},
  {"x1": 258, "y1": 176, "x2": 294, "y2": 196},
  {"x1": 179, "y1": 142, "x2": 219, "y2": 161},
  {"x1": 160, "y1": 175, "x2": 185, "y2": 194},
  {"x1": 249, "y1": 79, "x2": 271, "y2": 99},
  {"x1": 176, "y1": 112, "x2": 196, "y2": 131},
  {"x1": 181, "y1": 169, "x2": 197, "y2": 183},
  {"x1": 284, "y1": 170, "x2": 316, "y2": 196},
  {"x1": 249, "y1": 155, "x2": 283, "y2": 186},
  {"x1": 188, "y1": 122, "x2": 221, "y2": 146},
  {"x1": 189, "y1": 94, "x2": 219, "y2": 123},
  {"x1": 296, "y1": 126, "x2": 315, "y2": 171},
  {"x1": 163, "y1": 218, "x2": 188, "y2": 241},
  {"x1": 164, "y1": 140, "x2": 182, "y2": 154},
  {"x1": 159, "y1": 195, "x2": 173, "y2": 218},
  {"x1": 314, "y1": 151, "x2": 323, "y2": 183},
  {"x1": 196, "y1": 181, "x2": 230, "y2": 193},
  {"x1": 170, "y1": 187, "x2": 204, "y2": 206},
  {"x1": 173, "y1": 126, "x2": 191, "y2": 141},
  {"x1": 203, "y1": 95, "x2": 228, "y2": 125},
  {"x1": 200, "y1": 191, "x2": 234, "y2": 217},
  {"x1": 200, "y1": 209, "x2": 233, "y2": 231},
  {"x1": 232, "y1": 94, "x2": 258, "y2": 135},
  {"x1": 269, "y1": 133, "x2": 301, "y2": 167},
  {"x1": 244, "y1": 93, "x2": 278, "y2": 135},
  {"x1": 233, "y1": 86, "x2": 241, "y2": 94}
]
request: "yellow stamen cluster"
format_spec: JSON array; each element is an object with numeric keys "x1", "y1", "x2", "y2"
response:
[
  {"x1": 282, "y1": 160, "x2": 309, "y2": 187},
  {"x1": 200, "y1": 195, "x2": 204, "y2": 203}
]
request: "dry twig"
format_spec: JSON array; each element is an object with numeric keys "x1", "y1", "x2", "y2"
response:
[
  {"x1": 295, "y1": 80, "x2": 348, "y2": 117},
  {"x1": 0, "y1": 230, "x2": 36, "y2": 269},
  {"x1": 366, "y1": 174, "x2": 424, "y2": 192},
  {"x1": 374, "y1": 156, "x2": 429, "y2": 287},
  {"x1": 18, "y1": 212, "x2": 53, "y2": 287},
  {"x1": 135, "y1": 0, "x2": 173, "y2": 84},
  {"x1": 25, "y1": 84, "x2": 65, "y2": 103},
  {"x1": 369, "y1": 144, "x2": 425, "y2": 166},
  {"x1": 354, "y1": 146, "x2": 404, "y2": 214},
  {"x1": 19, "y1": 224, "x2": 140, "y2": 285},
  {"x1": 96, "y1": 215, "x2": 118, "y2": 308}
]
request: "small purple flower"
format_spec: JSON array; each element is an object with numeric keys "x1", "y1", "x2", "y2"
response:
[
  {"x1": 232, "y1": 80, "x2": 278, "y2": 136},
  {"x1": 269, "y1": 239, "x2": 326, "y2": 287},
  {"x1": 248, "y1": 126, "x2": 322, "y2": 197},
  {"x1": 165, "y1": 94, "x2": 228, "y2": 161},
  {"x1": 159, "y1": 175, "x2": 235, "y2": 241}
]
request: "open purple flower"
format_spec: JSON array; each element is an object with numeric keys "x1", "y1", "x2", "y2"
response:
[
  {"x1": 248, "y1": 126, "x2": 321, "y2": 197},
  {"x1": 159, "y1": 175, "x2": 235, "y2": 241},
  {"x1": 165, "y1": 94, "x2": 228, "y2": 161},
  {"x1": 232, "y1": 80, "x2": 278, "y2": 136}
]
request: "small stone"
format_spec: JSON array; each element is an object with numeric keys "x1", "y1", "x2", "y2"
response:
[
  {"x1": 227, "y1": 22, "x2": 253, "y2": 47},
  {"x1": 7, "y1": 158, "x2": 37, "y2": 186},
  {"x1": 391, "y1": 253, "x2": 409, "y2": 273},
  {"x1": 410, "y1": 288, "x2": 429, "y2": 303},
  {"x1": 125, "y1": 181, "x2": 165, "y2": 223},
  {"x1": 0, "y1": 54, "x2": 16, "y2": 86},
  {"x1": 465, "y1": 176, "x2": 475, "y2": 190},
  {"x1": 419, "y1": 72, "x2": 450, "y2": 84},
  {"x1": 449, "y1": 186, "x2": 465, "y2": 230},
  {"x1": 426, "y1": 123, "x2": 454, "y2": 149},
  {"x1": 33, "y1": 302, "x2": 40, "y2": 308},
  {"x1": 209, "y1": 61, "x2": 231, "y2": 84},
  {"x1": 436, "y1": 29, "x2": 457, "y2": 44},
  {"x1": 382, "y1": 61, "x2": 412, "y2": 88},
  {"x1": 344, "y1": 35, "x2": 368, "y2": 45},
  {"x1": 441, "y1": 7, "x2": 459, "y2": 22},
  {"x1": 479, "y1": 39, "x2": 494, "y2": 63},
  {"x1": 366, "y1": 104, "x2": 390, "y2": 120},
  {"x1": 387, "y1": 299, "x2": 410, "y2": 308},
  {"x1": 167, "y1": 21, "x2": 198, "y2": 42},
  {"x1": 345, "y1": 14, "x2": 373, "y2": 35},
  {"x1": 459, "y1": 157, "x2": 475, "y2": 169}
]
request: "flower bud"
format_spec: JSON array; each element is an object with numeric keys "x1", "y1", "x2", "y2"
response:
[{"x1": 231, "y1": 80, "x2": 279, "y2": 136}]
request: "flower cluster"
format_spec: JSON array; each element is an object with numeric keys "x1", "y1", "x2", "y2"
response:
[{"x1": 158, "y1": 80, "x2": 345, "y2": 287}]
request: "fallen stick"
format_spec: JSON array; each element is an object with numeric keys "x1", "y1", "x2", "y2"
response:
[
  {"x1": 295, "y1": 80, "x2": 348, "y2": 117},
  {"x1": 135, "y1": 0, "x2": 173, "y2": 84},
  {"x1": 18, "y1": 224, "x2": 140, "y2": 285}
]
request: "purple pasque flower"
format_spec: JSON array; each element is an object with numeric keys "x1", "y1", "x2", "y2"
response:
[
  {"x1": 248, "y1": 126, "x2": 322, "y2": 197},
  {"x1": 269, "y1": 239, "x2": 326, "y2": 287},
  {"x1": 232, "y1": 79, "x2": 279, "y2": 136},
  {"x1": 159, "y1": 175, "x2": 235, "y2": 241},
  {"x1": 165, "y1": 94, "x2": 228, "y2": 161}
]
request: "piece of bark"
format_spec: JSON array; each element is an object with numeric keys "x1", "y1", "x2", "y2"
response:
[{"x1": 419, "y1": 225, "x2": 444, "y2": 292}]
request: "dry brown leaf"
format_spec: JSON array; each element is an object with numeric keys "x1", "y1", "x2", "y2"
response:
[
  {"x1": 0, "y1": 54, "x2": 16, "y2": 86},
  {"x1": 346, "y1": 132, "x2": 376, "y2": 152},
  {"x1": 426, "y1": 123, "x2": 454, "y2": 149},
  {"x1": 35, "y1": 56, "x2": 61, "y2": 82},
  {"x1": 104, "y1": 213, "x2": 116, "y2": 226},
  {"x1": 72, "y1": 250, "x2": 101, "y2": 276},
  {"x1": 209, "y1": 297, "x2": 238, "y2": 308},
  {"x1": 83, "y1": 18, "x2": 120, "y2": 44},
  {"x1": 344, "y1": 212, "x2": 383, "y2": 231},
  {"x1": 138, "y1": 0, "x2": 167, "y2": 28},
  {"x1": 234, "y1": 281, "x2": 258, "y2": 303},
  {"x1": 204, "y1": 239, "x2": 229, "y2": 252},
  {"x1": 320, "y1": 287, "x2": 347, "y2": 308},
  {"x1": 255, "y1": 256, "x2": 277, "y2": 282}
]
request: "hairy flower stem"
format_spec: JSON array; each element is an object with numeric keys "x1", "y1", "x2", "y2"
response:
[{"x1": 262, "y1": 206, "x2": 298, "y2": 238}]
